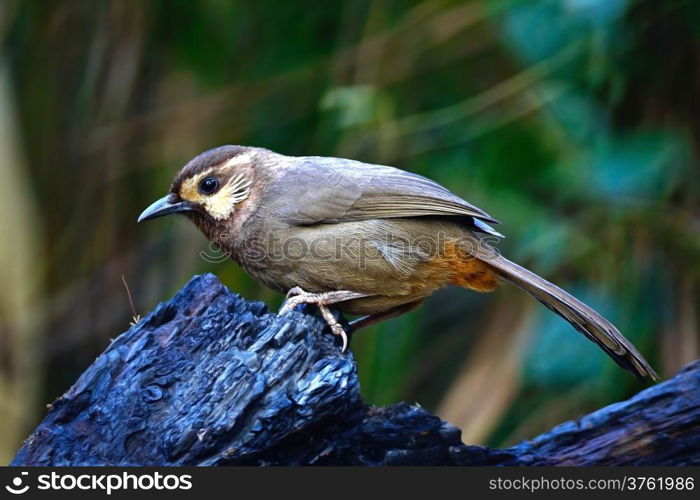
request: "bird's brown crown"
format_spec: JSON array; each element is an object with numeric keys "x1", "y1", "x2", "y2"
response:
[{"x1": 170, "y1": 146, "x2": 256, "y2": 221}]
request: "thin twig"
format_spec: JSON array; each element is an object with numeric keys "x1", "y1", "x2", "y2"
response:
[{"x1": 121, "y1": 275, "x2": 141, "y2": 326}]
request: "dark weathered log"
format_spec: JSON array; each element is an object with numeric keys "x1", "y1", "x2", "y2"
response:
[{"x1": 11, "y1": 274, "x2": 700, "y2": 466}]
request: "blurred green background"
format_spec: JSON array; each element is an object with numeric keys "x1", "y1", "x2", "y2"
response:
[{"x1": 1, "y1": 0, "x2": 699, "y2": 464}]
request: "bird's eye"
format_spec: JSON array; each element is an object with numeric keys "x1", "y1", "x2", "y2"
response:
[{"x1": 198, "y1": 177, "x2": 220, "y2": 195}]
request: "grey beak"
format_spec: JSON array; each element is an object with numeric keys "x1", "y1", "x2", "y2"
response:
[{"x1": 138, "y1": 196, "x2": 195, "y2": 223}]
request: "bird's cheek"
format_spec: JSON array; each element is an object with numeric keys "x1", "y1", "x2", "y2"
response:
[{"x1": 202, "y1": 196, "x2": 236, "y2": 221}]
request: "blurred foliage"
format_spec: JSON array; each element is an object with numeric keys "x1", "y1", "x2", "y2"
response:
[{"x1": 1, "y1": 0, "x2": 699, "y2": 462}]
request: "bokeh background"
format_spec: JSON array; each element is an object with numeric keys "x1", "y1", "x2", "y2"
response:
[{"x1": 1, "y1": 0, "x2": 699, "y2": 463}]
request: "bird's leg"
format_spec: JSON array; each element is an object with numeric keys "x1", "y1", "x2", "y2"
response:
[
  {"x1": 349, "y1": 300, "x2": 423, "y2": 331},
  {"x1": 279, "y1": 287, "x2": 368, "y2": 352}
]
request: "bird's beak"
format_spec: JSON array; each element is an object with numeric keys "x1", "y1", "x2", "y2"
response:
[{"x1": 137, "y1": 196, "x2": 196, "y2": 223}]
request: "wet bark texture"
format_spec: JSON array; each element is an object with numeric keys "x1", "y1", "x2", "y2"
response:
[{"x1": 12, "y1": 274, "x2": 700, "y2": 466}]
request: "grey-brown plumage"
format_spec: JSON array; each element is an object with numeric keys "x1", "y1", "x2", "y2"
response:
[{"x1": 138, "y1": 145, "x2": 659, "y2": 382}]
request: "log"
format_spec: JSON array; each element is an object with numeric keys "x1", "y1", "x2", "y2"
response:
[{"x1": 11, "y1": 274, "x2": 700, "y2": 466}]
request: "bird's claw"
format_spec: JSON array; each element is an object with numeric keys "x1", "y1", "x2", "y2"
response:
[
  {"x1": 329, "y1": 322, "x2": 349, "y2": 352},
  {"x1": 285, "y1": 286, "x2": 304, "y2": 300},
  {"x1": 319, "y1": 305, "x2": 348, "y2": 352},
  {"x1": 279, "y1": 286, "x2": 353, "y2": 352},
  {"x1": 279, "y1": 286, "x2": 305, "y2": 315}
]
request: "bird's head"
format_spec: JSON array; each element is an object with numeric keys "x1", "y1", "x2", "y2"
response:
[{"x1": 138, "y1": 146, "x2": 260, "y2": 237}]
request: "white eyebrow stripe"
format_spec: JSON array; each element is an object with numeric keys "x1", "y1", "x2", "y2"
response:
[
  {"x1": 183, "y1": 151, "x2": 255, "y2": 188},
  {"x1": 221, "y1": 151, "x2": 256, "y2": 171}
]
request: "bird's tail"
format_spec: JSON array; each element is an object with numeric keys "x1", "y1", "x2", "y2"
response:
[{"x1": 481, "y1": 253, "x2": 659, "y2": 382}]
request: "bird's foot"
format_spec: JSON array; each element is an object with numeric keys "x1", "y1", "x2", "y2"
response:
[{"x1": 279, "y1": 287, "x2": 367, "y2": 352}]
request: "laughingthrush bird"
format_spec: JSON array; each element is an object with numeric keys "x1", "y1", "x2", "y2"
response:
[{"x1": 139, "y1": 145, "x2": 658, "y2": 381}]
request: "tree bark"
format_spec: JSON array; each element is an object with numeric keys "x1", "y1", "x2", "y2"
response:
[{"x1": 11, "y1": 274, "x2": 700, "y2": 466}]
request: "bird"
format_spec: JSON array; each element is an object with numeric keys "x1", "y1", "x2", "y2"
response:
[{"x1": 138, "y1": 145, "x2": 659, "y2": 382}]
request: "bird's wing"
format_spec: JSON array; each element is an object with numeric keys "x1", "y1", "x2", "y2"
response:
[{"x1": 269, "y1": 156, "x2": 501, "y2": 234}]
